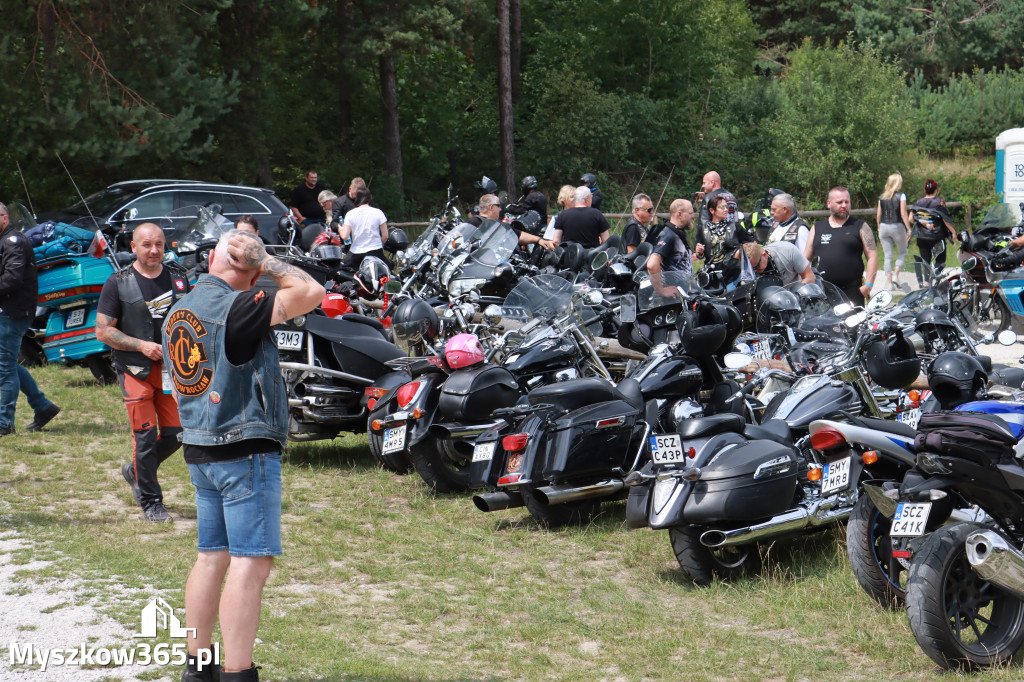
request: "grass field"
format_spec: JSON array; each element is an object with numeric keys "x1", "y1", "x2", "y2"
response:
[{"x1": 1, "y1": 364, "x2": 1021, "y2": 680}]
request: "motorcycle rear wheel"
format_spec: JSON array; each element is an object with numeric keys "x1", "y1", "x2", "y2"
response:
[
  {"x1": 521, "y1": 486, "x2": 600, "y2": 529},
  {"x1": 367, "y1": 425, "x2": 413, "y2": 474},
  {"x1": 669, "y1": 526, "x2": 760, "y2": 586},
  {"x1": 86, "y1": 355, "x2": 117, "y2": 386},
  {"x1": 846, "y1": 495, "x2": 907, "y2": 609},
  {"x1": 410, "y1": 438, "x2": 472, "y2": 493},
  {"x1": 906, "y1": 522, "x2": 1024, "y2": 670}
]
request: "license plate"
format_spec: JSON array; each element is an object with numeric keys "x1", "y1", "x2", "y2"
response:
[
  {"x1": 275, "y1": 330, "x2": 303, "y2": 350},
  {"x1": 382, "y1": 425, "x2": 406, "y2": 454},
  {"x1": 752, "y1": 339, "x2": 771, "y2": 361},
  {"x1": 650, "y1": 434, "x2": 685, "y2": 464},
  {"x1": 890, "y1": 502, "x2": 932, "y2": 537},
  {"x1": 65, "y1": 307, "x2": 87, "y2": 328},
  {"x1": 472, "y1": 442, "x2": 495, "y2": 463},
  {"x1": 898, "y1": 407, "x2": 921, "y2": 429},
  {"x1": 821, "y1": 456, "x2": 852, "y2": 495}
]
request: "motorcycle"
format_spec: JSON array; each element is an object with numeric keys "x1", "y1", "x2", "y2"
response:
[{"x1": 954, "y1": 202, "x2": 1022, "y2": 339}]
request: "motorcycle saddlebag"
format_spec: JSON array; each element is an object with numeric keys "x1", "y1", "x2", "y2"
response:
[
  {"x1": 913, "y1": 411, "x2": 1018, "y2": 467},
  {"x1": 438, "y1": 365, "x2": 519, "y2": 421},
  {"x1": 683, "y1": 441, "x2": 798, "y2": 524}
]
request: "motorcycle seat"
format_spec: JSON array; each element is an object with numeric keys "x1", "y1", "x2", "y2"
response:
[
  {"x1": 527, "y1": 377, "x2": 629, "y2": 412},
  {"x1": 856, "y1": 416, "x2": 917, "y2": 439},
  {"x1": 341, "y1": 312, "x2": 384, "y2": 332},
  {"x1": 678, "y1": 413, "x2": 746, "y2": 439},
  {"x1": 744, "y1": 418, "x2": 793, "y2": 446}
]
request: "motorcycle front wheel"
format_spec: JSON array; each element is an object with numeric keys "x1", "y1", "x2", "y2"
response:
[
  {"x1": 906, "y1": 522, "x2": 1024, "y2": 670},
  {"x1": 410, "y1": 438, "x2": 472, "y2": 493},
  {"x1": 669, "y1": 526, "x2": 761, "y2": 586},
  {"x1": 958, "y1": 288, "x2": 1010, "y2": 342},
  {"x1": 846, "y1": 495, "x2": 907, "y2": 609}
]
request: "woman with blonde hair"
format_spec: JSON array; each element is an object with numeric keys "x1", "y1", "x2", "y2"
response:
[
  {"x1": 876, "y1": 172, "x2": 912, "y2": 289},
  {"x1": 544, "y1": 184, "x2": 577, "y2": 240}
]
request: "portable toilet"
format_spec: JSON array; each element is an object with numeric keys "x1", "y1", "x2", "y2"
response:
[{"x1": 996, "y1": 128, "x2": 1024, "y2": 204}]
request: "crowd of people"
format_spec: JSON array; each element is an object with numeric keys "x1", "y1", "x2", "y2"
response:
[{"x1": 0, "y1": 167, "x2": 969, "y2": 680}]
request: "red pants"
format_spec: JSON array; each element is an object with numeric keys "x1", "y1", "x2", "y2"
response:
[{"x1": 119, "y1": 362, "x2": 182, "y2": 508}]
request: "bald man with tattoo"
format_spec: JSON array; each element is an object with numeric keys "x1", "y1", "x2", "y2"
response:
[
  {"x1": 804, "y1": 187, "x2": 879, "y2": 306},
  {"x1": 97, "y1": 223, "x2": 191, "y2": 523},
  {"x1": 163, "y1": 230, "x2": 324, "y2": 682}
]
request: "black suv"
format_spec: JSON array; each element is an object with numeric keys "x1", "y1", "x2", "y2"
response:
[{"x1": 40, "y1": 179, "x2": 289, "y2": 245}]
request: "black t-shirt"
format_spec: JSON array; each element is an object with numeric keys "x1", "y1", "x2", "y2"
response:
[
  {"x1": 652, "y1": 225, "x2": 692, "y2": 274},
  {"x1": 555, "y1": 207, "x2": 610, "y2": 248},
  {"x1": 622, "y1": 219, "x2": 648, "y2": 249},
  {"x1": 97, "y1": 267, "x2": 181, "y2": 343},
  {"x1": 520, "y1": 191, "x2": 548, "y2": 224},
  {"x1": 291, "y1": 182, "x2": 326, "y2": 221},
  {"x1": 331, "y1": 195, "x2": 356, "y2": 220},
  {"x1": 183, "y1": 286, "x2": 280, "y2": 464},
  {"x1": 590, "y1": 188, "x2": 604, "y2": 211}
]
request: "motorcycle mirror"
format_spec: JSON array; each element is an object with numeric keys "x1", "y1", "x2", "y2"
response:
[
  {"x1": 620, "y1": 294, "x2": 637, "y2": 323},
  {"x1": 590, "y1": 251, "x2": 609, "y2": 271},
  {"x1": 960, "y1": 255, "x2": 978, "y2": 270},
  {"x1": 697, "y1": 270, "x2": 711, "y2": 288},
  {"x1": 723, "y1": 352, "x2": 754, "y2": 369},
  {"x1": 583, "y1": 289, "x2": 604, "y2": 306},
  {"x1": 866, "y1": 290, "x2": 893, "y2": 310},
  {"x1": 998, "y1": 329, "x2": 1018, "y2": 346},
  {"x1": 833, "y1": 303, "x2": 854, "y2": 316},
  {"x1": 383, "y1": 280, "x2": 402, "y2": 294},
  {"x1": 483, "y1": 304, "x2": 503, "y2": 326},
  {"x1": 844, "y1": 312, "x2": 867, "y2": 328}
]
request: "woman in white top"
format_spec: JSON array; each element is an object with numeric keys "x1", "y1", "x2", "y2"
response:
[{"x1": 339, "y1": 186, "x2": 388, "y2": 269}]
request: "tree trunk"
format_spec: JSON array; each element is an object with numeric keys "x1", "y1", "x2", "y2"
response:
[
  {"x1": 496, "y1": 0, "x2": 515, "y2": 196},
  {"x1": 336, "y1": 0, "x2": 355, "y2": 157},
  {"x1": 510, "y1": 0, "x2": 521, "y2": 105},
  {"x1": 379, "y1": 52, "x2": 404, "y2": 197}
]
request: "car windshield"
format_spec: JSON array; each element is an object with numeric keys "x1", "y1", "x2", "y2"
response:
[{"x1": 62, "y1": 186, "x2": 139, "y2": 218}]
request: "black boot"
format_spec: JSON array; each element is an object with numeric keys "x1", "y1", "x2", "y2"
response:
[
  {"x1": 220, "y1": 666, "x2": 259, "y2": 681},
  {"x1": 181, "y1": 654, "x2": 221, "y2": 682}
]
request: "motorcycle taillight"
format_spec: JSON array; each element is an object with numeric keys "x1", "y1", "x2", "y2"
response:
[
  {"x1": 502, "y1": 433, "x2": 529, "y2": 452},
  {"x1": 396, "y1": 381, "x2": 422, "y2": 409},
  {"x1": 810, "y1": 426, "x2": 846, "y2": 451}
]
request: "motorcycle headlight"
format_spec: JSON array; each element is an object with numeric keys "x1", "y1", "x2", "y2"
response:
[{"x1": 449, "y1": 278, "x2": 486, "y2": 297}]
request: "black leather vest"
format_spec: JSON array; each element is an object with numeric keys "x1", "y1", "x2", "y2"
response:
[{"x1": 110, "y1": 264, "x2": 188, "y2": 380}]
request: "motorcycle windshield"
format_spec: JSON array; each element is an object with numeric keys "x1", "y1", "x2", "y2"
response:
[
  {"x1": 406, "y1": 218, "x2": 441, "y2": 263},
  {"x1": 8, "y1": 203, "x2": 36, "y2": 233},
  {"x1": 170, "y1": 205, "x2": 233, "y2": 248},
  {"x1": 755, "y1": 279, "x2": 850, "y2": 337},
  {"x1": 636, "y1": 271, "x2": 702, "y2": 312},
  {"x1": 501, "y1": 274, "x2": 576, "y2": 321},
  {"x1": 466, "y1": 225, "x2": 519, "y2": 268},
  {"x1": 978, "y1": 202, "x2": 1022, "y2": 230},
  {"x1": 437, "y1": 222, "x2": 484, "y2": 259}
]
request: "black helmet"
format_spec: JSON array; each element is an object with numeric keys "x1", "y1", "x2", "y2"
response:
[
  {"x1": 511, "y1": 210, "x2": 542, "y2": 236},
  {"x1": 277, "y1": 214, "x2": 293, "y2": 242},
  {"x1": 580, "y1": 173, "x2": 597, "y2": 189},
  {"x1": 789, "y1": 282, "x2": 831, "y2": 318},
  {"x1": 718, "y1": 303, "x2": 742, "y2": 358},
  {"x1": 678, "y1": 302, "x2": 728, "y2": 356},
  {"x1": 915, "y1": 308, "x2": 960, "y2": 354},
  {"x1": 473, "y1": 176, "x2": 498, "y2": 194},
  {"x1": 521, "y1": 175, "x2": 538, "y2": 192},
  {"x1": 756, "y1": 287, "x2": 802, "y2": 334},
  {"x1": 384, "y1": 227, "x2": 410, "y2": 252},
  {"x1": 754, "y1": 188, "x2": 786, "y2": 212},
  {"x1": 928, "y1": 351, "x2": 987, "y2": 410},
  {"x1": 355, "y1": 256, "x2": 391, "y2": 298},
  {"x1": 391, "y1": 299, "x2": 439, "y2": 356},
  {"x1": 865, "y1": 328, "x2": 921, "y2": 390}
]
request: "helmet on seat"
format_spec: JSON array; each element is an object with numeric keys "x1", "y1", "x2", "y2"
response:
[
  {"x1": 928, "y1": 351, "x2": 987, "y2": 409},
  {"x1": 756, "y1": 287, "x2": 802, "y2": 334},
  {"x1": 391, "y1": 299, "x2": 439, "y2": 355},
  {"x1": 384, "y1": 228, "x2": 410, "y2": 252},
  {"x1": 445, "y1": 333, "x2": 485, "y2": 369},
  {"x1": 915, "y1": 308, "x2": 961, "y2": 353},
  {"x1": 473, "y1": 176, "x2": 498, "y2": 194},
  {"x1": 521, "y1": 175, "x2": 538, "y2": 192},
  {"x1": 865, "y1": 328, "x2": 921, "y2": 390},
  {"x1": 678, "y1": 302, "x2": 728, "y2": 356},
  {"x1": 321, "y1": 293, "x2": 355, "y2": 318},
  {"x1": 580, "y1": 173, "x2": 597, "y2": 189},
  {"x1": 789, "y1": 282, "x2": 831, "y2": 318},
  {"x1": 354, "y1": 256, "x2": 390, "y2": 298}
]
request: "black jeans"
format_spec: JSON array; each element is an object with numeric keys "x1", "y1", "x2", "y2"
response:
[{"x1": 915, "y1": 238, "x2": 945, "y2": 284}]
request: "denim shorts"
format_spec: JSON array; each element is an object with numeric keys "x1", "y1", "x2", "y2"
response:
[{"x1": 188, "y1": 452, "x2": 282, "y2": 557}]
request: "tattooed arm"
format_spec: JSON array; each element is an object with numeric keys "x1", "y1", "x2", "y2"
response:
[
  {"x1": 860, "y1": 222, "x2": 879, "y2": 297},
  {"x1": 226, "y1": 232, "x2": 325, "y2": 326},
  {"x1": 95, "y1": 313, "x2": 164, "y2": 361}
]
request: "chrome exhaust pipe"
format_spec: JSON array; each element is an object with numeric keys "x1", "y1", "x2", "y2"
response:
[
  {"x1": 966, "y1": 530, "x2": 1024, "y2": 600},
  {"x1": 433, "y1": 421, "x2": 504, "y2": 439},
  {"x1": 473, "y1": 491, "x2": 525, "y2": 512},
  {"x1": 700, "y1": 500, "x2": 853, "y2": 548},
  {"x1": 294, "y1": 383, "x2": 356, "y2": 398},
  {"x1": 535, "y1": 480, "x2": 625, "y2": 506}
]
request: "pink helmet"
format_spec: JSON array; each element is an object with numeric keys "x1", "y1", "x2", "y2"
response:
[{"x1": 444, "y1": 333, "x2": 485, "y2": 369}]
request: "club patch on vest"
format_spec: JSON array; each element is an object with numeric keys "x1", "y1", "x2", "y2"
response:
[{"x1": 165, "y1": 308, "x2": 213, "y2": 397}]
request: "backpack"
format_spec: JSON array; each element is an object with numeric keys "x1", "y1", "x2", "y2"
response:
[{"x1": 913, "y1": 411, "x2": 1018, "y2": 466}]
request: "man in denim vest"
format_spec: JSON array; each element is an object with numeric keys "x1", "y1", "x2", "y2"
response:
[{"x1": 164, "y1": 230, "x2": 324, "y2": 682}]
